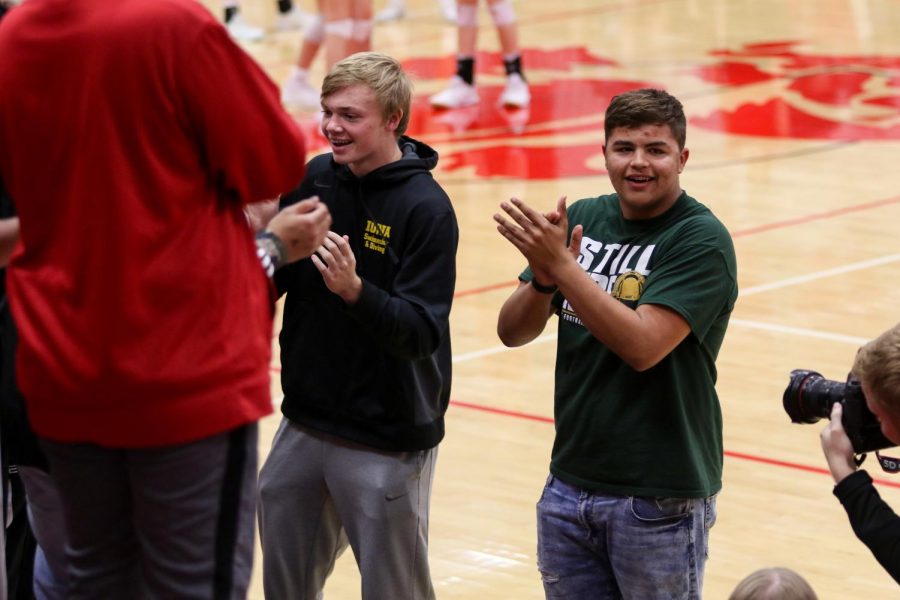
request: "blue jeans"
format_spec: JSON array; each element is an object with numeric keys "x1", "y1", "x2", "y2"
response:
[{"x1": 536, "y1": 475, "x2": 716, "y2": 600}]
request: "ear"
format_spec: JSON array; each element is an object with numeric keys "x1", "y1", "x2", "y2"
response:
[
  {"x1": 386, "y1": 110, "x2": 403, "y2": 133},
  {"x1": 678, "y1": 147, "x2": 689, "y2": 173}
]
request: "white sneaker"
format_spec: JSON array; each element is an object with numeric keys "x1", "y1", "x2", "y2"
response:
[
  {"x1": 499, "y1": 106, "x2": 530, "y2": 135},
  {"x1": 274, "y1": 6, "x2": 309, "y2": 31},
  {"x1": 281, "y1": 68, "x2": 321, "y2": 108},
  {"x1": 499, "y1": 73, "x2": 531, "y2": 108},
  {"x1": 227, "y1": 14, "x2": 265, "y2": 42},
  {"x1": 430, "y1": 76, "x2": 479, "y2": 109},
  {"x1": 434, "y1": 105, "x2": 479, "y2": 133},
  {"x1": 375, "y1": 4, "x2": 405, "y2": 22},
  {"x1": 438, "y1": 0, "x2": 457, "y2": 22}
]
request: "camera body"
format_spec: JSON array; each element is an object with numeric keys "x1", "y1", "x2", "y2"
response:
[{"x1": 783, "y1": 369, "x2": 894, "y2": 454}]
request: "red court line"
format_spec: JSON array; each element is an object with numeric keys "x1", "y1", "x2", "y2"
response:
[
  {"x1": 454, "y1": 280, "x2": 519, "y2": 298},
  {"x1": 729, "y1": 195, "x2": 900, "y2": 238},
  {"x1": 450, "y1": 399, "x2": 554, "y2": 424},
  {"x1": 448, "y1": 400, "x2": 900, "y2": 490}
]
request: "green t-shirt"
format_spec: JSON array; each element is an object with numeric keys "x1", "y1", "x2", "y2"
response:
[{"x1": 523, "y1": 192, "x2": 738, "y2": 498}]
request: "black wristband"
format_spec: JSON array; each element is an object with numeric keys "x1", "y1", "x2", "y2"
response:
[{"x1": 530, "y1": 278, "x2": 558, "y2": 294}]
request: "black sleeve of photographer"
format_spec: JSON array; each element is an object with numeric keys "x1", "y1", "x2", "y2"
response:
[{"x1": 834, "y1": 470, "x2": 900, "y2": 584}]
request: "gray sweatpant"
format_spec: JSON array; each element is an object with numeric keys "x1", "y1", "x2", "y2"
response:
[
  {"x1": 19, "y1": 466, "x2": 67, "y2": 600},
  {"x1": 258, "y1": 419, "x2": 437, "y2": 600},
  {"x1": 40, "y1": 424, "x2": 258, "y2": 600}
]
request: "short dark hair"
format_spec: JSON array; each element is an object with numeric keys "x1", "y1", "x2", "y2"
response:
[{"x1": 604, "y1": 88, "x2": 686, "y2": 150}]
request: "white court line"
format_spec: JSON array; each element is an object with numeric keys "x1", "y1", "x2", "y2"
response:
[
  {"x1": 739, "y1": 253, "x2": 900, "y2": 296},
  {"x1": 276, "y1": 316, "x2": 865, "y2": 406},
  {"x1": 452, "y1": 321, "x2": 869, "y2": 366},
  {"x1": 452, "y1": 334, "x2": 557, "y2": 364},
  {"x1": 451, "y1": 252, "x2": 900, "y2": 363},
  {"x1": 726, "y1": 319, "x2": 869, "y2": 346}
]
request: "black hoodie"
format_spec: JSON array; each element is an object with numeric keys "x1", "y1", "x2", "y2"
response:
[{"x1": 275, "y1": 136, "x2": 459, "y2": 451}]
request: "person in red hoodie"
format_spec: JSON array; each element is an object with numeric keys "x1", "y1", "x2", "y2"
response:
[{"x1": 0, "y1": 0, "x2": 330, "y2": 597}]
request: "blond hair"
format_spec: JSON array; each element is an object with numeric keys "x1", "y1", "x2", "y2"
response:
[
  {"x1": 728, "y1": 567, "x2": 817, "y2": 600},
  {"x1": 321, "y1": 51, "x2": 412, "y2": 137},
  {"x1": 853, "y1": 322, "x2": 900, "y2": 411}
]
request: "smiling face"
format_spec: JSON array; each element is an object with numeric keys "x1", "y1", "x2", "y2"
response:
[
  {"x1": 321, "y1": 83, "x2": 402, "y2": 177},
  {"x1": 603, "y1": 123, "x2": 689, "y2": 220}
]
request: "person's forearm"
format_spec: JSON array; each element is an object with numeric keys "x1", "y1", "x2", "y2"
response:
[
  {"x1": 497, "y1": 281, "x2": 554, "y2": 347},
  {"x1": 825, "y1": 450, "x2": 857, "y2": 484},
  {"x1": 245, "y1": 198, "x2": 279, "y2": 233},
  {"x1": 552, "y1": 259, "x2": 684, "y2": 370},
  {"x1": 835, "y1": 471, "x2": 900, "y2": 584}
]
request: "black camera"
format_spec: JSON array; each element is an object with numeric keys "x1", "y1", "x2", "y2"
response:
[{"x1": 783, "y1": 369, "x2": 895, "y2": 454}]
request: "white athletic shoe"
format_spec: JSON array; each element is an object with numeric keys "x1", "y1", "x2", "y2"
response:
[
  {"x1": 499, "y1": 106, "x2": 530, "y2": 135},
  {"x1": 499, "y1": 73, "x2": 531, "y2": 108},
  {"x1": 226, "y1": 14, "x2": 265, "y2": 42},
  {"x1": 430, "y1": 76, "x2": 479, "y2": 109},
  {"x1": 274, "y1": 6, "x2": 309, "y2": 31},
  {"x1": 375, "y1": 4, "x2": 405, "y2": 22},
  {"x1": 434, "y1": 105, "x2": 479, "y2": 133},
  {"x1": 281, "y1": 68, "x2": 321, "y2": 108},
  {"x1": 438, "y1": 0, "x2": 457, "y2": 22}
]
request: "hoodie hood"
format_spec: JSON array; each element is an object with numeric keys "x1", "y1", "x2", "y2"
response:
[{"x1": 332, "y1": 135, "x2": 439, "y2": 189}]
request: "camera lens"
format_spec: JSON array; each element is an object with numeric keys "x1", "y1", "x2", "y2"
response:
[
  {"x1": 783, "y1": 369, "x2": 847, "y2": 424},
  {"x1": 783, "y1": 369, "x2": 896, "y2": 453}
]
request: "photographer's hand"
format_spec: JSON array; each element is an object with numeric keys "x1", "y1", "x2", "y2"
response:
[{"x1": 821, "y1": 403, "x2": 858, "y2": 484}]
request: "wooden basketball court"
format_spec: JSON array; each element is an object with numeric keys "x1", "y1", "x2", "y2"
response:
[{"x1": 214, "y1": 0, "x2": 900, "y2": 597}]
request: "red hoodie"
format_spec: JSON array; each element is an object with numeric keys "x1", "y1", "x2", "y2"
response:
[{"x1": 0, "y1": 0, "x2": 306, "y2": 446}]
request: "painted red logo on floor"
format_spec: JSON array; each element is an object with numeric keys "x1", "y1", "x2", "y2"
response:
[
  {"x1": 690, "y1": 41, "x2": 900, "y2": 140},
  {"x1": 296, "y1": 43, "x2": 900, "y2": 180},
  {"x1": 298, "y1": 47, "x2": 649, "y2": 180}
]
